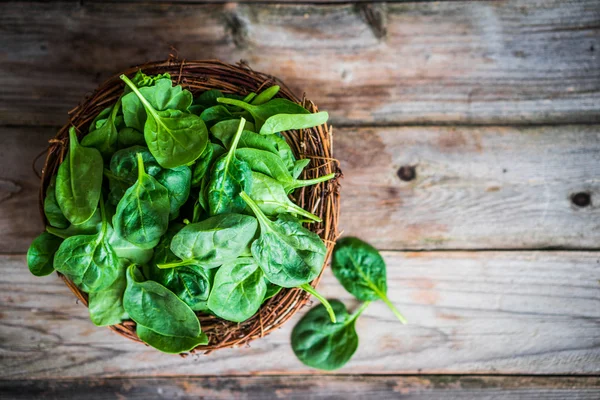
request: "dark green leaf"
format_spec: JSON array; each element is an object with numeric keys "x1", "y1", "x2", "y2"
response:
[
  {"x1": 117, "y1": 127, "x2": 145, "y2": 149},
  {"x1": 200, "y1": 105, "x2": 234, "y2": 124},
  {"x1": 27, "y1": 232, "x2": 62, "y2": 277},
  {"x1": 217, "y1": 97, "x2": 309, "y2": 131},
  {"x1": 45, "y1": 207, "x2": 102, "y2": 239},
  {"x1": 44, "y1": 175, "x2": 68, "y2": 229},
  {"x1": 210, "y1": 119, "x2": 257, "y2": 147},
  {"x1": 146, "y1": 263, "x2": 214, "y2": 311},
  {"x1": 136, "y1": 325, "x2": 208, "y2": 354},
  {"x1": 82, "y1": 99, "x2": 121, "y2": 158},
  {"x1": 88, "y1": 263, "x2": 128, "y2": 326},
  {"x1": 106, "y1": 224, "x2": 154, "y2": 265}
]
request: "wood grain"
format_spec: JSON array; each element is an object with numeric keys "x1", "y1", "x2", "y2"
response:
[
  {"x1": 1, "y1": 0, "x2": 598, "y2": 126},
  {"x1": 1, "y1": 251, "x2": 598, "y2": 378},
  {"x1": 4, "y1": 125, "x2": 599, "y2": 253},
  {"x1": 1, "y1": 376, "x2": 600, "y2": 400}
]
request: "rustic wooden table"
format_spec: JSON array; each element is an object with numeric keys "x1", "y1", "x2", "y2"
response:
[{"x1": 1, "y1": 0, "x2": 599, "y2": 398}]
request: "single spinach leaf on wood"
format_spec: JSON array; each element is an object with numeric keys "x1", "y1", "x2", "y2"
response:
[
  {"x1": 123, "y1": 265, "x2": 201, "y2": 338},
  {"x1": 208, "y1": 118, "x2": 252, "y2": 215},
  {"x1": 291, "y1": 300, "x2": 369, "y2": 371},
  {"x1": 160, "y1": 213, "x2": 258, "y2": 269},
  {"x1": 81, "y1": 99, "x2": 122, "y2": 159},
  {"x1": 332, "y1": 237, "x2": 406, "y2": 323},
  {"x1": 27, "y1": 232, "x2": 63, "y2": 277},
  {"x1": 248, "y1": 172, "x2": 321, "y2": 222},
  {"x1": 251, "y1": 85, "x2": 280, "y2": 105},
  {"x1": 56, "y1": 127, "x2": 103, "y2": 225},
  {"x1": 236, "y1": 148, "x2": 335, "y2": 193},
  {"x1": 113, "y1": 153, "x2": 170, "y2": 248},
  {"x1": 217, "y1": 97, "x2": 309, "y2": 131},
  {"x1": 88, "y1": 262, "x2": 129, "y2": 326},
  {"x1": 240, "y1": 192, "x2": 325, "y2": 288},
  {"x1": 121, "y1": 74, "x2": 208, "y2": 169},
  {"x1": 137, "y1": 325, "x2": 208, "y2": 354},
  {"x1": 260, "y1": 111, "x2": 329, "y2": 136},
  {"x1": 44, "y1": 175, "x2": 69, "y2": 229},
  {"x1": 53, "y1": 200, "x2": 120, "y2": 293},
  {"x1": 208, "y1": 258, "x2": 267, "y2": 323}
]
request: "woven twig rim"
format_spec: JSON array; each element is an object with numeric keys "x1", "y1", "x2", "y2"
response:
[{"x1": 38, "y1": 59, "x2": 342, "y2": 354}]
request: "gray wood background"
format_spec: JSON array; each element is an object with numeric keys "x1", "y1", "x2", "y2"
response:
[{"x1": 1, "y1": 0, "x2": 599, "y2": 398}]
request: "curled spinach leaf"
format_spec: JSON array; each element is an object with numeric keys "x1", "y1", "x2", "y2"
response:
[
  {"x1": 332, "y1": 237, "x2": 406, "y2": 323},
  {"x1": 208, "y1": 258, "x2": 267, "y2": 322},
  {"x1": 136, "y1": 325, "x2": 208, "y2": 354},
  {"x1": 27, "y1": 232, "x2": 63, "y2": 277},
  {"x1": 121, "y1": 74, "x2": 208, "y2": 169},
  {"x1": 123, "y1": 265, "x2": 200, "y2": 338},
  {"x1": 113, "y1": 153, "x2": 170, "y2": 248},
  {"x1": 291, "y1": 300, "x2": 369, "y2": 371},
  {"x1": 44, "y1": 175, "x2": 68, "y2": 229},
  {"x1": 55, "y1": 127, "x2": 103, "y2": 225}
]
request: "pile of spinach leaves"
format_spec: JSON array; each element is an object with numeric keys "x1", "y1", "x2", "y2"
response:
[
  {"x1": 27, "y1": 71, "x2": 336, "y2": 354},
  {"x1": 291, "y1": 237, "x2": 406, "y2": 370}
]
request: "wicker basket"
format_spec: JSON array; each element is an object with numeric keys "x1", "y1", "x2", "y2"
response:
[{"x1": 38, "y1": 59, "x2": 341, "y2": 354}]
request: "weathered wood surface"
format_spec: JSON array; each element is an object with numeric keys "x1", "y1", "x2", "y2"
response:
[
  {"x1": 1, "y1": 251, "x2": 598, "y2": 378},
  {"x1": 2, "y1": 125, "x2": 599, "y2": 253},
  {"x1": 1, "y1": 0, "x2": 599, "y2": 127},
  {"x1": 2, "y1": 376, "x2": 600, "y2": 400}
]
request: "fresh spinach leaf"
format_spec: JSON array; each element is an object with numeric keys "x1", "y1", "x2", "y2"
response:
[
  {"x1": 55, "y1": 127, "x2": 103, "y2": 225},
  {"x1": 117, "y1": 127, "x2": 145, "y2": 149},
  {"x1": 200, "y1": 105, "x2": 234, "y2": 124},
  {"x1": 113, "y1": 153, "x2": 170, "y2": 248},
  {"x1": 260, "y1": 111, "x2": 328, "y2": 136},
  {"x1": 291, "y1": 300, "x2": 369, "y2": 371},
  {"x1": 123, "y1": 265, "x2": 200, "y2": 337},
  {"x1": 263, "y1": 281, "x2": 282, "y2": 302},
  {"x1": 208, "y1": 118, "x2": 253, "y2": 215},
  {"x1": 88, "y1": 263, "x2": 128, "y2": 326},
  {"x1": 208, "y1": 258, "x2": 267, "y2": 322},
  {"x1": 292, "y1": 158, "x2": 311, "y2": 179},
  {"x1": 155, "y1": 165, "x2": 191, "y2": 220},
  {"x1": 251, "y1": 85, "x2": 280, "y2": 105},
  {"x1": 27, "y1": 232, "x2": 63, "y2": 277},
  {"x1": 82, "y1": 99, "x2": 121, "y2": 158},
  {"x1": 45, "y1": 207, "x2": 102, "y2": 239},
  {"x1": 217, "y1": 97, "x2": 309, "y2": 131},
  {"x1": 106, "y1": 224, "x2": 154, "y2": 265},
  {"x1": 121, "y1": 74, "x2": 208, "y2": 169},
  {"x1": 191, "y1": 143, "x2": 225, "y2": 188},
  {"x1": 332, "y1": 237, "x2": 406, "y2": 323},
  {"x1": 136, "y1": 325, "x2": 208, "y2": 354},
  {"x1": 44, "y1": 175, "x2": 69, "y2": 229},
  {"x1": 210, "y1": 119, "x2": 257, "y2": 147}
]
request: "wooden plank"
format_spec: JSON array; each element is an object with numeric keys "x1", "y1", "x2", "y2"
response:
[
  {"x1": 1, "y1": 376, "x2": 600, "y2": 400},
  {"x1": 1, "y1": 251, "x2": 598, "y2": 378},
  {"x1": 4, "y1": 125, "x2": 600, "y2": 253},
  {"x1": 1, "y1": 0, "x2": 598, "y2": 126}
]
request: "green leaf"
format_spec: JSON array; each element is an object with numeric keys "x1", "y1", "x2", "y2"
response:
[
  {"x1": 236, "y1": 148, "x2": 335, "y2": 193},
  {"x1": 208, "y1": 118, "x2": 253, "y2": 215},
  {"x1": 191, "y1": 143, "x2": 226, "y2": 188},
  {"x1": 247, "y1": 172, "x2": 321, "y2": 222},
  {"x1": 265, "y1": 133, "x2": 296, "y2": 172},
  {"x1": 113, "y1": 153, "x2": 170, "y2": 248},
  {"x1": 81, "y1": 99, "x2": 121, "y2": 158},
  {"x1": 162, "y1": 213, "x2": 258, "y2": 269},
  {"x1": 217, "y1": 97, "x2": 309, "y2": 131},
  {"x1": 44, "y1": 175, "x2": 69, "y2": 229},
  {"x1": 240, "y1": 192, "x2": 326, "y2": 288},
  {"x1": 88, "y1": 263, "x2": 128, "y2": 326},
  {"x1": 155, "y1": 165, "x2": 191, "y2": 220},
  {"x1": 291, "y1": 300, "x2": 368, "y2": 371},
  {"x1": 263, "y1": 282, "x2": 282, "y2": 302},
  {"x1": 292, "y1": 159, "x2": 311, "y2": 179},
  {"x1": 27, "y1": 232, "x2": 62, "y2": 277},
  {"x1": 45, "y1": 207, "x2": 102, "y2": 239},
  {"x1": 55, "y1": 127, "x2": 103, "y2": 225},
  {"x1": 136, "y1": 325, "x2": 208, "y2": 354},
  {"x1": 121, "y1": 74, "x2": 208, "y2": 169},
  {"x1": 208, "y1": 258, "x2": 267, "y2": 322},
  {"x1": 251, "y1": 85, "x2": 280, "y2": 105},
  {"x1": 332, "y1": 237, "x2": 406, "y2": 323},
  {"x1": 106, "y1": 224, "x2": 154, "y2": 265},
  {"x1": 147, "y1": 263, "x2": 214, "y2": 312},
  {"x1": 200, "y1": 105, "x2": 234, "y2": 124},
  {"x1": 123, "y1": 265, "x2": 201, "y2": 338},
  {"x1": 260, "y1": 112, "x2": 328, "y2": 135},
  {"x1": 117, "y1": 127, "x2": 145, "y2": 149},
  {"x1": 210, "y1": 119, "x2": 257, "y2": 147}
]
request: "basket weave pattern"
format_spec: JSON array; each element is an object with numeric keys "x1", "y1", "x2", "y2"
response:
[{"x1": 39, "y1": 59, "x2": 341, "y2": 353}]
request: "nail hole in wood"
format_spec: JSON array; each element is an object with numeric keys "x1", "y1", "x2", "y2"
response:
[
  {"x1": 571, "y1": 192, "x2": 591, "y2": 208},
  {"x1": 397, "y1": 165, "x2": 416, "y2": 182}
]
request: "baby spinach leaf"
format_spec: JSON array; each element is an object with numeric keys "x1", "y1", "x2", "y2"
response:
[
  {"x1": 27, "y1": 232, "x2": 63, "y2": 277},
  {"x1": 45, "y1": 207, "x2": 102, "y2": 239},
  {"x1": 210, "y1": 119, "x2": 257, "y2": 147},
  {"x1": 251, "y1": 85, "x2": 280, "y2": 105},
  {"x1": 149, "y1": 223, "x2": 183, "y2": 266},
  {"x1": 127, "y1": 70, "x2": 171, "y2": 93},
  {"x1": 113, "y1": 153, "x2": 170, "y2": 248},
  {"x1": 191, "y1": 143, "x2": 226, "y2": 188},
  {"x1": 263, "y1": 281, "x2": 282, "y2": 302},
  {"x1": 89, "y1": 106, "x2": 112, "y2": 133},
  {"x1": 44, "y1": 175, "x2": 69, "y2": 229},
  {"x1": 240, "y1": 192, "x2": 325, "y2": 288},
  {"x1": 266, "y1": 133, "x2": 296, "y2": 172},
  {"x1": 88, "y1": 263, "x2": 128, "y2": 326},
  {"x1": 161, "y1": 213, "x2": 258, "y2": 269},
  {"x1": 82, "y1": 99, "x2": 121, "y2": 158},
  {"x1": 208, "y1": 118, "x2": 253, "y2": 215},
  {"x1": 260, "y1": 111, "x2": 328, "y2": 136},
  {"x1": 193, "y1": 89, "x2": 225, "y2": 109},
  {"x1": 123, "y1": 265, "x2": 200, "y2": 338},
  {"x1": 121, "y1": 74, "x2": 208, "y2": 169},
  {"x1": 208, "y1": 258, "x2": 267, "y2": 323},
  {"x1": 117, "y1": 127, "x2": 145, "y2": 149},
  {"x1": 236, "y1": 148, "x2": 335, "y2": 193},
  {"x1": 55, "y1": 127, "x2": 103, "y2": 225},
  {"x1": 53, "y1": 200, "x2": 120, "y2": 293},
  {"x1": 106, "y1": 224, "x2": 154, "y2": 265},
  {"x1": 291, "y1": 300, "x2": 369, "y2": 371},
  {"x1": 200, "y1": 105, "x2": 234, "y2": 124},
  {"x1": 217, "y1": 97, "x2": 309, "y2": 131},
  {"x1": 155, "y1": 165, "x2": 191, "y2": 220},
  {"x1": 292, "y1": 159, "x2": 311, "y2": 179},
  {"x1": 248, "y1": 172, "x2": 321, "y2": 222},
  {"x1": 136, "y1": 325, "x2": 208, "y2": 354},
  {"x1": 332, "y1": 237, "x2": 406, "y2": 323}
]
